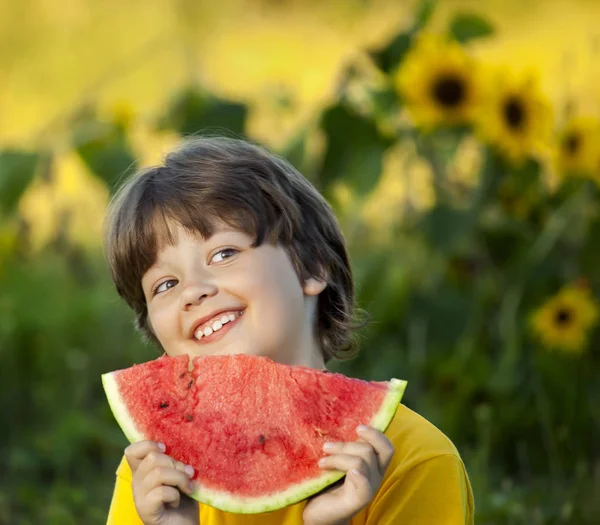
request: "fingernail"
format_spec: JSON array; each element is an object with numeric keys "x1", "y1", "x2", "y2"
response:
[
  {"x1": 157, "y1": 442, "x2": 166, "y2": 452},
  {"x1": 323, "y1": 442, "x2": 335, "y2": 451},
  {"x1": 351, "y1": 468, "x2": 362, "y2": 477},
  {"x1": 318, "y1": 457, "x2": 327, "y2": 466},
  {"x1": 185, "y1": 465, "x2": 195, "y2": 477},
  {"x1": 357, "y1": 425, "x2": 368, "y2": 433}
]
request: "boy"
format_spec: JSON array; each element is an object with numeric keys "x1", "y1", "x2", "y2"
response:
[{"x1": 104, "y1": 137, "x2": 474, "y2": 524}]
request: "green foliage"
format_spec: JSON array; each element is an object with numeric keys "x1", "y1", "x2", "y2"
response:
[
  {"x1": 0, "y1": 150, "x2": 40, "y2": 216},
  {"x1": 369, "y1": 0, "x2": 437, "y2": 73},
  {"x1": 449, "y1": 12, "x2": 495, "y2": 43},
  {"x1": 414, "y1": 0, "x2": 437, "y2": 29},
  {"x1": 0, "y1": 250, "x2": 152, "y2": 524},
  {"x1": 278, "y1": 129, "x2": 313, "y2": 179},
  {"x1": 73, "y1": 116, "x2": 137, "y2": 193},
  {"x1": 158, "y1": 86, "x2": 248, "y2": 137},
  {"x1": 319, "y1": 102, "x2": 393, "y2": 197},
  {"x1": 370, "y1": 32, "x2": 413, "y2": 74}
]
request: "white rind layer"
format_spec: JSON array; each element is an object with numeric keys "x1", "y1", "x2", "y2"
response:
[
  {"x1": 102, "y1": 372, "x2": 145, "y2": 444},
  {"x1": 101, "y1": 370, "x2": 408, "y2": 514}
]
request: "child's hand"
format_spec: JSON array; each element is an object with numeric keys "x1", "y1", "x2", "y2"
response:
[
  {"x1": 125, "y1": 441, "x2": 199, "y2": 525},
  {"x1": 302, "y1": 426, "x2": 395, "y2": 525}
]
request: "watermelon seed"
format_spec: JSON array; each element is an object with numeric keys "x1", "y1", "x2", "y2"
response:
[
  {"x1": 258, "y1": 435, "x2": 265, "y2": 444},
  {"x1": 187, "y1": 379, "x2": 193, "y2": 389},
  {"x1": 185, "y1": 414, "x2": 193, "y2": 421},
  {"x1": 159, "y1": 402, "x2": 169, "y2": 409}
]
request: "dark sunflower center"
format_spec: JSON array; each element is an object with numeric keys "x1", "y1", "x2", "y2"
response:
[
  {"x1": 432, "y1": 76, "x2": 465, "y2": 108},
  {"x1": 503, "y1": 96, "x2": 526, "y2": 130},
  {"x1": 554, "y1": 308, "x2": 572, "y2": 325},
  {"x1": 563, "y1": 133, "x2": 581, "y2": 156}
]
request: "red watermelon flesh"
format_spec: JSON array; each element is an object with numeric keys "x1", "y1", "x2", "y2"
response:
[{"x1": 102, "y1": 354, "x2": 407, "y2": 514}]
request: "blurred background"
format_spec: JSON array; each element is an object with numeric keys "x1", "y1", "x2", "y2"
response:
[{"x1": 1, "y1": 0, "x2": 599, "y2": 523}]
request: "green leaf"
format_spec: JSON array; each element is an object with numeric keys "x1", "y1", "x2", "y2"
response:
[
  {"x1": 449, "y1": 12, "x2": 495, "y2": 43},
  {"x1": 74, "y1": 120, "x2": 137, "y2": 193},
  {"x1": 0, "y1": 150, "x2": 40, "y2": 216},
  {"x1": 319, "y1": 103, "x2": 393, "y2": 197},
  {"x1": 369, "y1": 0, "x2": 437, "y2": 73},
  {"x1": 414, "y1": 0, "x2": 437, "y2": 28},
  {"x1": 370, "y1": 84, "x2": 403, "y2": 116},
  {"x1": 370, "y1": 32, "x2": 412, "y2": 74},
  {"x1": 160, "y1": 87, "x2": 248, "y2": 137}
]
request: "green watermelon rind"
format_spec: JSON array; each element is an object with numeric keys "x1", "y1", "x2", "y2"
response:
[{"x1": 102, "y1": 370, "x2": 407, "y2": 514}]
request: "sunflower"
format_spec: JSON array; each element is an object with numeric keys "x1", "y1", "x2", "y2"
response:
[
  {"x1": 555, "y1": 117, "x2": 600, "y2": 178},
  {"x1": 393, "y1": 34, "x2": 483, "y2": 129},
  {"x1": 476, "y1": 70, "x2": 552, "y2": 165},
  {"x1": 529, "y1": 284, "x2": 599, "y2": 354}
]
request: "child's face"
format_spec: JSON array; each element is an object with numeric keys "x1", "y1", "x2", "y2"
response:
[{"x1": 141, "y1": 221, "x2": 327, "y2": 367}]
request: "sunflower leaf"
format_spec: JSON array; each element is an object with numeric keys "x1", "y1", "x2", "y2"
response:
[
  {"x1": 318, "y1": 103, "x2": 393, "y2": 197},
  {"x1": 0, "y1": 149, "x2": 40, "y2": 216},
  {"x1": 370, "y1": 85, "x2": 403, "y2": 116},
  {"x1": 158, "y1": 87, "x2": 248, "y2": 137},
  {"x1": 449, "y1": 13, "x2": 495, "y2": 43},
  {"x1": 73, "y1": 119, "x2": 137, "y2": 194},
  {"x1": 414, "y1": 0, "x2": 437, "y2": 29},
  {"x1": 369, "y1": 0, "x2": 437, "y2": 73},
  {"x1": 370, "y1": 32, "x2": 413, "y2": 74}
]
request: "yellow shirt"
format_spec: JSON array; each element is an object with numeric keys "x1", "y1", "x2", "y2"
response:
[{"x1": 107, "y1": 405, "x2": 474, "y2": 524}]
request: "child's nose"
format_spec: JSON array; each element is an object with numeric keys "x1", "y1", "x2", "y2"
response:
[{"x1": 180, "y1": 281, "x2": 218, "y2": 310}]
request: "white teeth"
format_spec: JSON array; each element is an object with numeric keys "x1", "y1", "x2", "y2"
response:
[{"x1": 194, "y1": 310, "x2": 244, "y2": 340}]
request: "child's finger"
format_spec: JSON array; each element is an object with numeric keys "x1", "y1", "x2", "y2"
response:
[
  {"x1": 318, "y1": 453, "x2": 371, "y2": 479},
  {"x1": 140, "y1": 465, "x2": 194, "y2": 498},
  {"x1": 356, "y1": 426, "x2": 395, "y2": 474},
  {"x1": 125, "y1": 440, "x2": 165, "y2": 473},
  {"x1": 146, "y1": 484, "x2": 182, "y2": 510},
  {"x1": 136, "y1": 450, "x2": 195, "y2": 485},
  {"x1": 321, "y1": 441, "x2": 379, "y2": 477}
]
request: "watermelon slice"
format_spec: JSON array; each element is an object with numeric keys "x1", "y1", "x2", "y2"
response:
[{"x1": 102, "y1": 354, "x2": 407, "y2": 514}]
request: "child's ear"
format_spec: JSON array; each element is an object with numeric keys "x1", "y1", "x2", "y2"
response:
[{"x1": 303, "y1": 276, "x2": 328, "y2": 296}]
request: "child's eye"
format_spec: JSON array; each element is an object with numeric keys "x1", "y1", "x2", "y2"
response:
[
  {"x1": 153, "y1": 279, "x2": 178, "y2": 295},
  {"x1": 210, "y1": 248, "x2": 238, "y2": 264}
]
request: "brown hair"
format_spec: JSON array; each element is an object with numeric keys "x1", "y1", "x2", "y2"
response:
[{"x1": 103, "y1": 136, "x2": 367, "y2": 362}]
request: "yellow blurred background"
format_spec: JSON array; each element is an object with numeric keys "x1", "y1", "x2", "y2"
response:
[{"x1": 1, "y1": 0, "x2": 599, "y2": 248}]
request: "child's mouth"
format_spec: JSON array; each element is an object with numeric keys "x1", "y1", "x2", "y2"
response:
[{"x1": 192, "y1": 310, "x2": 244, "y2": 345}]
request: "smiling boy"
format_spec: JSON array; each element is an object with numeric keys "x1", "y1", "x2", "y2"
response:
[{"x1": 104, "y1": 137, "x2": 474, "y2": 524}]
